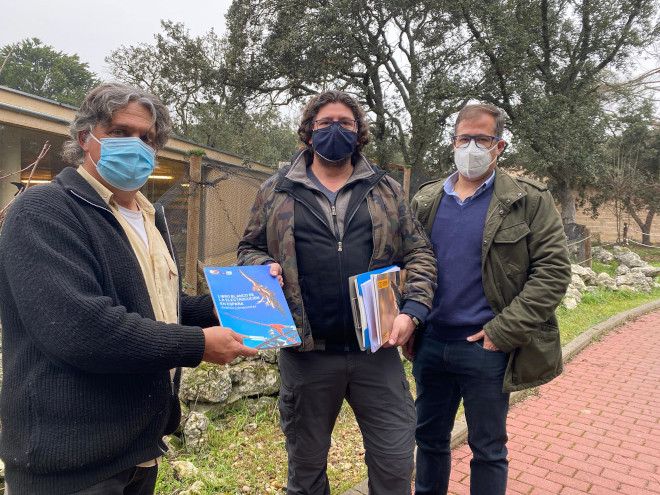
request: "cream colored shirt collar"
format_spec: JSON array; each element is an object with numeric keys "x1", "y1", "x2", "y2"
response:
[
  {"x1": 76, "y1": 166, "x2": 179, "y2": 325},
  {"x1": 77, "y1": 166, "x2": 155, "y2": 216}
]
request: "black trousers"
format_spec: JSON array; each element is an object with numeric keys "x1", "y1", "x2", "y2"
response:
[
  {"x1": 69, "y1": 465, "x2": 158, "y2": 495},
  {"x1": 278, "y1": 347, "x2": 416, "y2": 495}
]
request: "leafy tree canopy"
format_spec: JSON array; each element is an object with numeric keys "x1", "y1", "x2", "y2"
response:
[
  {"x1": 0, "y1": 38, "x2": 99, "y2": 106},
  {"x1": 105, "y1": 3, "x2": 660, "y2": 224},
  {"x1": 224, "y1": 0, "x2": 475, "y2": 173},
  {"x1": 107, "y1": 21, "x2": 226, "y2": 135},
  {"x1": 107, "y1": 21, "x2": 298, "y2": 165},
  {"x1": 458, "y1": 0, "x2": 660, "y2": 221},
  {"x1": 223, "y1": 0, "x2": 660, "y2": 222},
  {"x1": 591, "y1": 97, "x2": 660, "y2": 243},
  {"x1": 185, "y1": 103, "x2": 300, "y2": 165}
]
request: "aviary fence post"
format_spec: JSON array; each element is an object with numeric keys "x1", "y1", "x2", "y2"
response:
[
  {"x1": 564, "y1": 222, "x2": 592, "y2": 268},
  {"x1": 389, "y1": 164, "x2": 412, "y2": 201},
  {"x1": 185, "y1": 153, "x2": 203, "y2": 295},
  {"x1": 403, "y1": 166, "x2": 411, "y2": 202}
]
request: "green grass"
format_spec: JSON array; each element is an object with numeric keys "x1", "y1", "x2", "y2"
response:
[
  {"x1": 156, "y1": 400, "x2": 289, "y2": 494},
  {"x1": 557, "y1": 289, "x2": 660, "y2": 344},
  {"x1": 560, "y1": 246, "x2": 660, "y2": 342},
  {"x1": 624, "y1": 246, "x2": 660, "y2": 263},
  {"x1": 591, "y1": 260, "x2": 616, "y2": 277},
  {"x1": 158, "y1": 286, "x2": 660, "y2": 494},
  {"x1": 155, "y1": 397, "x2": 368, "y2": 494},
  {"x1": 557, "y1": 286, "x2": 660, "y2": 343}
]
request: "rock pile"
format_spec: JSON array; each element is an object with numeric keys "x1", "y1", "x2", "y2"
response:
[
  {"x1": 173, "y1": 349, "x2": 281, "y2": 450},
  {"x1": 562, "y1": 246, "x2": 660, "y2": 309}
]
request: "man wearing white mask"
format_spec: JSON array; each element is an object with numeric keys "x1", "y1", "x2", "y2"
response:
[
  {"x1": 0, "y1": 82, "x2": 257, "y2": 495},
  {"x1": 409, "y1": 104, "x2": 571, "y2": 494}
]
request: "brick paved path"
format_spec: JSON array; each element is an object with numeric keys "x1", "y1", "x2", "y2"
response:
[{"x1": 448, "y1": 311, "x2": 660, "y2": 494}]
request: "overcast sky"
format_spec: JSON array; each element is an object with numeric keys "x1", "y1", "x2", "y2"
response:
[{"x1": 0, "y1": 0, "x2": 234, "y2": 80}]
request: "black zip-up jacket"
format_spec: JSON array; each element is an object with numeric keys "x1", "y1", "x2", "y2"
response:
[
  {"x1": 0, "y1": 167, "x2": 212, "y2": 494},
  {"x1": 279, "y1": 164, "x2": 376, "y2": 350},
  {"x1": 238, "y1": 151, "x2": 437, "y2": 350}
]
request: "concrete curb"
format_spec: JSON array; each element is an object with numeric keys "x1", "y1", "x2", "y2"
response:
[{"x1": 341, "y1": 298, "x2": 660, "y2": 495}]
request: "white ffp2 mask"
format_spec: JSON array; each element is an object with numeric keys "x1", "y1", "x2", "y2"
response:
[{"x1": 454, "y1": 141, "x2": 497, "y2": 179}]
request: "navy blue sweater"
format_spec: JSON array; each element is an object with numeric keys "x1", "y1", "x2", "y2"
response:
[{"x1": 425, "y1": 188, "x2": 496, "y2": 340}]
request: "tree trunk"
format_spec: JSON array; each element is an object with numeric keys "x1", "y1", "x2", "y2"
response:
[
  {"x1": 628, "y1": 208, "x2": 656, "y2": 246},
  {"x1": 643, "y1": 210, "x2": 655, "y2": 246},
  {"x1": 555, "y1": 182, "x2": 576, "y2": 224}
]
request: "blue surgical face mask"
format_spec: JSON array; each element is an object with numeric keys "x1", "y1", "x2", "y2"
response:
[
  {"x1": 87, "y1": 134, "x2": 156, "y2": 191},
  {"x1": 312, "y1": 122, "x2": 357, "y2": 162}
]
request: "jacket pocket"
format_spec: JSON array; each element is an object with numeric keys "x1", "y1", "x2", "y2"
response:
[
  {"x1": 505, "y1": 323, "x2": 562, "y2": 391},
  {"x1": 493, "y1": 221, "x2": 530, "y2": 243},
  {"x1": 493, "y1": 221, "x2": 530, "y2": 278}
]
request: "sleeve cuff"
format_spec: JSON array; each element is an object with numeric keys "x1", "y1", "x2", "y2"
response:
[{"x1": 400, "y1": 300, "x2": 429, "y2": 326}]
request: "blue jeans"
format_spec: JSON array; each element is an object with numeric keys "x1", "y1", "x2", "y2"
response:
[{"x1": 412, "y1": 337, "x2": 510, "y2": 495}]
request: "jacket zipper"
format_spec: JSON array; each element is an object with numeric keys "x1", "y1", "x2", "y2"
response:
[
  {"x1": 332, "y1": 205, "x2": 342, "y2": 252},
  {"x1": 329, "y1": 201, "x2": 351, "y2": 348},
  {"x1": 343, "y1": 185, "x2": 377, "y2": 268},
  {"x1": 156, "y1": 205, "x2": 179, "y2": 397},
  {"x1": 289, "y1": 180, "x2": 378, "y2": 350},
  {"x1": 73, "y1": 190, "x2": 179, "y2": 398},
  {"x1": 330, "y1": 184, "x2": 377, "y2": 349}
]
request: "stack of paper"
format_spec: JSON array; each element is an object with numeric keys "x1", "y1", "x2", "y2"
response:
[{"x1": 349, "y1": 266, "x2": 402, "y2": 352}]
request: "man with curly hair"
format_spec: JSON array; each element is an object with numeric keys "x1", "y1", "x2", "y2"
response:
[{"x1": 238, "y1": 90, "x2": 437, "y2": 494}]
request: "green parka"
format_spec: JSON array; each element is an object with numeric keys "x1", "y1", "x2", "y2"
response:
[{"x1": 411, "y1": 168, "x2": 571, "y2": 392}]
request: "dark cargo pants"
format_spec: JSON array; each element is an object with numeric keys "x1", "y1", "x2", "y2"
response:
[{"x1": 278, "y1": 347, "x2": 416, "y2": 495}]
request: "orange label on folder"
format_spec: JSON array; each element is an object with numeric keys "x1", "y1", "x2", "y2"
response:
[{"x1": 377, "y1": 279, "x2": 389, "y2": 289}]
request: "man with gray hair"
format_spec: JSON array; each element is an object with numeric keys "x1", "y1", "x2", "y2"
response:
[{"x1": 0, "y1": 82, "x2": 257, "y2": 495}]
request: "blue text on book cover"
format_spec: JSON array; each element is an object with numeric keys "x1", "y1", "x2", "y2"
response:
[{"x1": 204, "y1": 266, "x2": 301, "y2": 349}]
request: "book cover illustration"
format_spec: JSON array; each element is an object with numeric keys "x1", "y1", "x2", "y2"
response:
[
  {"x1": 371, "y1": 269, "x2": 403, "y2": 350},
  {"x1": 203, "y1": 265, "x2": 301, "y2": 349},
  {"x1": 349, "y1": 266, "x2": 397, "y2": 351}
]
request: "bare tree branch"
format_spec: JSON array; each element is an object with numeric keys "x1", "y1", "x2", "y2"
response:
[
  {"x1": 0, "y1": 43, "x2": 18, "y2": 77},
  {"x1": 0, "y1": 141, "x2": 51, "y2": 229}
]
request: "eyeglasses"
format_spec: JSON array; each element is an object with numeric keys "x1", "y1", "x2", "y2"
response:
[
  {"x1": 313, "y1": 119, "x2": 358, "y2": 131},
  {"x1": 451, "y1": 134, "x2": 501, "y2": 150}
]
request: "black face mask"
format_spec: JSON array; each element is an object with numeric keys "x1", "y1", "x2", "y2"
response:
[{"x1": 312, "y1": 122, "x2": 357, "y2": 162}]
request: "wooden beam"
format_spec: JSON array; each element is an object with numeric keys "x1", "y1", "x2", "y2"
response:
[
  {"x1": 185, "y1": 154, "x2": 203, "y2": 295},
  {"x1": 402, "y1": 167, "x2": 411, "y2": 201}
]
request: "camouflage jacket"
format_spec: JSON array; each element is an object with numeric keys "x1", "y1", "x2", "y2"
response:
[{"x1": 237, "y1": 152, "x2": 437, "y2": 351}]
